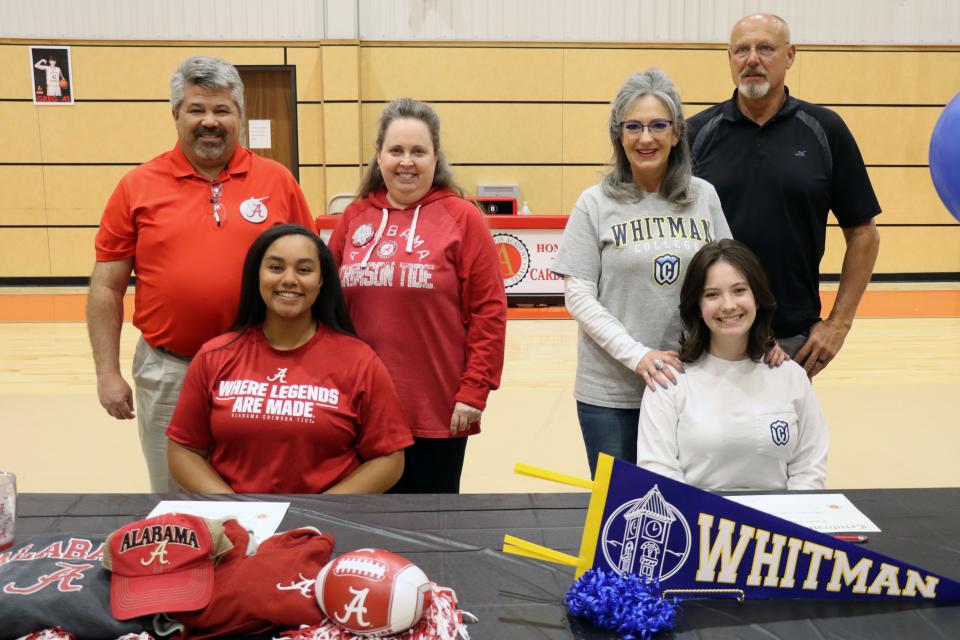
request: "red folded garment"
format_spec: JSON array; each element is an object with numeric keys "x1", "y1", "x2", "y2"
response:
[{"x1": 174, "y1": 526, "x2": 335, "y2": 639}]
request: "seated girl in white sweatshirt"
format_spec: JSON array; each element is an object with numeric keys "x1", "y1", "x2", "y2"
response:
[{"x1": 637, "y1": 239, "x2": 828, "y2": 491}]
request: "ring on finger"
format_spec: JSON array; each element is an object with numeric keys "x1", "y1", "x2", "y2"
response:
[{"x1": 654, "y1": 359, "x2": 665, "y2": 371}]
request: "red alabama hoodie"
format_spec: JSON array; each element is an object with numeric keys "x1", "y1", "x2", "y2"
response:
[{"x1": 327, "y1": 188, "x2": 507, "y2": 438}]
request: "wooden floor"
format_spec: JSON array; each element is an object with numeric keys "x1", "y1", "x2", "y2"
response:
[{"x1": 1, "y1": 286, "x2": 958, "y2": 494}]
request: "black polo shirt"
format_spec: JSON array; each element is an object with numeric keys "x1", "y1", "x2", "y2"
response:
[{"x1": 688, "y1": 88, "x2": 880, "y2": 338}]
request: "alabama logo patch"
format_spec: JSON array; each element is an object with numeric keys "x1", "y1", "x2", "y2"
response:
[
  {"x1": 240, "y1": 196, "x2": 269, "y2": 223},
  {"x1": 376, "y1": 240, "x2": 398, "y2": 259}
]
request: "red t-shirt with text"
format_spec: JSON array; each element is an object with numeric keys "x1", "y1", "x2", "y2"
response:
[{"x1": 167, "y1": 325, "x2": 413, "y2": 493}]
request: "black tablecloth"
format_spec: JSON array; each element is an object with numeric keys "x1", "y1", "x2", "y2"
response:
[{"x1": 15, "y1": 489, "x2": 960, "y2": 639}]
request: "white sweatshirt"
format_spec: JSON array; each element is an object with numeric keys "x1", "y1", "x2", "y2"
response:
[{"x1": 637, "y1": 353, "x2": 828, "y2": 491}]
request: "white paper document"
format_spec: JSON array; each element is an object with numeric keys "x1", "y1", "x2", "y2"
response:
[
  {"x1": 248, "y1": 119, "x2": 272, "y2": 149},
  {"x1": 728, "y1": 493, "x2": 881, "y2": 533},
  {"x1": 148, "y1": 500, "x2": 289, "y2": 542}
]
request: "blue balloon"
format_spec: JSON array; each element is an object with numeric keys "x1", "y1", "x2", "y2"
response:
[{"x1": 929, "y1": 92, "x2": 960, "y2": 224}]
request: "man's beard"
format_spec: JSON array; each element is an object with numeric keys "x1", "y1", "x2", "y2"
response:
[
  {"x1": 192, "y1": 126, "x2": 228, "y2": 160},
  {"x1": 739, "y1": 65, "x2": 770, "y2": 99}
]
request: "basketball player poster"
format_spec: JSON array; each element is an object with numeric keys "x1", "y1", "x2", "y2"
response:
[{"x1": 30, "y1": 45, "x2": 74, "y2": 105}]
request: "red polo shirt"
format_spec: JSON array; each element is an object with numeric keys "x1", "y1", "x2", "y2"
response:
[{"x1": 95, "y1": 144, "x2": 314, "y2": 356}]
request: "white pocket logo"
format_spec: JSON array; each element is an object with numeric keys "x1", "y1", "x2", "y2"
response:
[{"x1": 770, "y1": 420, "x2": 790, "y2": 446}]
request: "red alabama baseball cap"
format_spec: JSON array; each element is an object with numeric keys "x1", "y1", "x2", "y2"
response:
[{"x1": 102, "y1": 513, "x2": 232, "y2": 620}]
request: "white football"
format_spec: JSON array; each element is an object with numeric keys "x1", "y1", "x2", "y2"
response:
[{"x1": 315, "y1": 548, "x2": 433, "y2": 636}]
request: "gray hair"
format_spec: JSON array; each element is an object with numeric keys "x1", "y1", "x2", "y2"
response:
[
  {"x1": 601, "y1": 68, "x2": 693, "y2": 206},
  {"x1": 170, "y1": 56, "x2": 245, "y2": 115},
  {"x1": 356, "y1": 97, "x2": 463, "y2": 199}
]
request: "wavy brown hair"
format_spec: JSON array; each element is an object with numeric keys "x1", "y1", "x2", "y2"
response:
[{"x1": 678, "y1": 239, "x2": 776, "y2": 362}]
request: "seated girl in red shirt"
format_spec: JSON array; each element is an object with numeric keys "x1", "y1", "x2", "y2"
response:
[{"x1": 167, "y1": 224, "x2": 413, "y2": 493}]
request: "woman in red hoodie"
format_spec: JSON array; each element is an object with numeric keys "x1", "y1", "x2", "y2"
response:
[{"x1": 327, "y1": 98, "x2": 507, "y2": 494}]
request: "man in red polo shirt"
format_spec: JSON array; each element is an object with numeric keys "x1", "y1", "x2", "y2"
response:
[{"x1": 87, "y1": 56, "x2": 314, "y2": 492}]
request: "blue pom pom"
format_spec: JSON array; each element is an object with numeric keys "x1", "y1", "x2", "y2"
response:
[{"x1": 565, "y1": 569, "x2": 679, "y2": 639}]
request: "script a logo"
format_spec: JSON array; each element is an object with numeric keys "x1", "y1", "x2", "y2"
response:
[
  {"x1": 240, "y1": 196, "x2": 270, "y2": 223},
  {"x1": 267, "y1": 367, "x2": 288, "y2": 383},
  {"x1": 3, "y1": 562, "x2": 94, "y2": 595},
  {"x1": 276, "y1": 572, "x2": 315, "y2": 598},
  {"x1": 335, "y1": 586, "x2": 372, "y2": 627},
  {"x1": 140, "y1": 539, "x2": 170, "y2": 566},
  {"x1": 600, "y1": 485, "x2": 691, "y2": 582}
]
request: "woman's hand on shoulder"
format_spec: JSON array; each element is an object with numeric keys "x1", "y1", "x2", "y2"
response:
[
  {"x1": 763, "y1": 342, "x2": 790, "y2": 368},
  {"x1": 450, "y1": 401, "x2": 482, "y2": 435},
  {"x1": 635, "y1": 350, "x2": 683, "y2": 391}
]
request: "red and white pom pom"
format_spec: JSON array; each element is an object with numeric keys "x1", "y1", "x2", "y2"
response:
[
  {"x1": 315, "y1": 549, "x2": 433, "y2": 637},
  {"x1": 15, "y1": 629, "x2": 76, "y2": 640}
]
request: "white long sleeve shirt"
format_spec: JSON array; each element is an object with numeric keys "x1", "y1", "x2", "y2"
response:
[
  {"x1": 563, "y1": 275, "x2": 649, "y2": 373},
  {"x1": 637, "y1": 353, "x2": 828, "y2": 491}
]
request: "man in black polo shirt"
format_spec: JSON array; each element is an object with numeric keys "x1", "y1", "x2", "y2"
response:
[{"x1": 688, "y1": 13, "x2": 880, "y2": 378}]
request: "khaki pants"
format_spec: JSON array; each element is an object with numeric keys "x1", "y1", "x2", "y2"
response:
[{"x1": 132, "y1": 336, "x2": 190, "y2": 493}]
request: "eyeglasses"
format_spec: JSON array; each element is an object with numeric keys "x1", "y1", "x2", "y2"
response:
[
  {"x1": 730, "y1": 43, "x2": 787, "y2": 59},
  {"x1": 620, "y1": 119, "x2": 673, "y2": 136},
  {"x1": 210, "y1": 182, "x2": 223, "y2": 227}
]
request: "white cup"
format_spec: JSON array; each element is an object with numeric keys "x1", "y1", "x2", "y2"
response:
[{"x1": 0, "y1": 471, "x2": 15, "y2": 551}]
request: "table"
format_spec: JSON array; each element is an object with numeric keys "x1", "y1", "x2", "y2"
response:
[{"x1": 15, "y1": 490, "x2": 960, "y2": 638}]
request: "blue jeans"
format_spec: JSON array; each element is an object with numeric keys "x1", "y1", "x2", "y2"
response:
[{"x1": 576, "y1": 401, "x2": 640, "y2": 479}]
